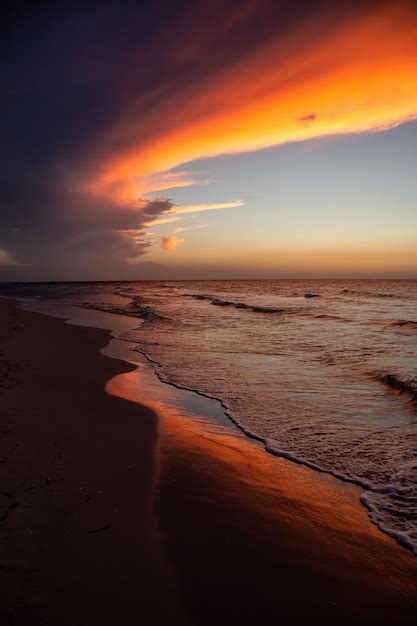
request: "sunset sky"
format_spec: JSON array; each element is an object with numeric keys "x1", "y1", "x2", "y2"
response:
[{"x1": 2, "y1": 0, "x2": 417, "y2": 280}]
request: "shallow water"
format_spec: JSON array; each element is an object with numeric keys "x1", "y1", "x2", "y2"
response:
[{"x1": 2, "y1": 279, "x2": 417, "y2": 552}]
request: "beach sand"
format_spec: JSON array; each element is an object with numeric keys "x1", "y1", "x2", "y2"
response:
[
  {"x1": 0, "y1": 299, "x2": 183, "y2": 625},
  {"x1": 1, "y1": 298, "x2": 417, "y2": 624}
]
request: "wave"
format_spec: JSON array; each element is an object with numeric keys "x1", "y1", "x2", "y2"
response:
[
  {"x1": 211, "y1": 298, "x2": 285, "y2": 314},
  {"x1": 341, "y1": 288, "x2": 406, "y2": 299},
  {"x1": 360, "y1": 490, "x2": 417, "y2": 554},
  {"x1": 373, "y1": 372, "x2": 417, "y2": 407},
  {"x1": 189, "y1": 296, "x2": 353, "y2": 321},
  {"x1": 188, "y1": 294, "x2": 285, "y2": 314},
  {"x1": 187, "y1": 295, "x2": 357, "y2": 320},
  {"x1": 211, "y1": 298, "x2": 235, "y2": 307},
  {"x1": 81, "y1": 301, "x2": 164, "y2": 322},
  {"x1": 312, "y1": 314, "x2": 345, "y2": 321},
  {"x1": 391, "y1": 319, "x2": 417, "y2": 330},
  {"x1": 189, "y1": 294, "x2": 213, "y2": 301},
  {"x1": 113, "y1": 288, "x2": 136, "y2": 296}
]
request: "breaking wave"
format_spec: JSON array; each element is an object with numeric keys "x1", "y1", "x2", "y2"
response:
[
  {"x1": 81, "y1": 300, "x2": 164, "y2": 322},
  {"x1": 374, "y1": 372, "x2": 417, "y2": 408},
  {"x1": 391, "y1": 319, "x2": 417, "y2": 330},
  {"x1": 187, "y1": 294, "x2": 286, "y2": 314},
  {"x1": 341, "y1": 288, "x2": 407, "y2": 299}
]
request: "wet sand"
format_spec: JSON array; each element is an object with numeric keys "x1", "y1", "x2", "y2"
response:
[
  {"x1": 109, "y1": 357, "x2": 417, "y2": 624},
  {"x1": 1, "y1": 298, "x2": 417, "y2": 624}
]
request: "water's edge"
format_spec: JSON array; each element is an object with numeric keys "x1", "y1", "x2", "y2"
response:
[
  {"x1": 130, "y1": 345, "x2": 416, "y2": 555},
  {"x1": 10, "y1": 297, "x2": 415, "y2": 556}
]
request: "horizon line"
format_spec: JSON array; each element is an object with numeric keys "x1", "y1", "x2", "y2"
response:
[{"x1": 1, "y1": 277, "x2": 417, "y2": 285}]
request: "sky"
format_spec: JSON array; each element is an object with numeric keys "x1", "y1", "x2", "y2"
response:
[{"x1": 1, "y1": 0, "x2": 417, "y2": 281}]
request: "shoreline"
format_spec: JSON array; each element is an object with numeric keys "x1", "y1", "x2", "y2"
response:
[
  {"x1": 107, "y1": 343, "x2": 417, "y2": 621},
  {"x1": 110, "y1": 330, "x2": 415, "y2": 555},
  {"x1": 1, "y1": 298, "x2": 417, "y2": 623}
]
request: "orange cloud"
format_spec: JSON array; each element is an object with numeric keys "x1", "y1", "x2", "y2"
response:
[
  {"x1": 144, "y1": 200, "x2": 244, "y2": 229},
  {"x1": 168, "y1": 200, "x2": 245, "y2": 215},
  {"x1": 161, "y1": 236, "x2": 184, "y2": 251},
  {"x1": 96, "y1": 2, "x2": 417, "y2": 201},
  {"x1": 141, "y1": 170, "x2": 213, "y2": 194}
]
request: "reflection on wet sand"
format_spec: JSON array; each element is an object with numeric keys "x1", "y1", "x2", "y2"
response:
[{"x1": 106, "y1": 341, "x2": 417, "y2": 621}]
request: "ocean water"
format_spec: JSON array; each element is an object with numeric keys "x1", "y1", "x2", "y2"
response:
[{"x1": 2, "y1": 279, "x2": 417, "y2": 553}]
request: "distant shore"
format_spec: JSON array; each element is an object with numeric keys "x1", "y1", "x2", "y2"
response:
[{"x1": 1, "y1": 297, "x2": 417, "y2": 624}]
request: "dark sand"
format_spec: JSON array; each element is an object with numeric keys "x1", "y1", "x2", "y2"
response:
[
  {"x1": 1, "y1": 298, "x2": 417, "y2": 624},
  {"x1": 0, "y1": 300, "x2": 182, "y2": 625}
]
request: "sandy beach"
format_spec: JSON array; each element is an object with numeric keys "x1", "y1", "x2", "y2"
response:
[{"x1": 1, "y1": 297, "x2": 417, "y2": 624}]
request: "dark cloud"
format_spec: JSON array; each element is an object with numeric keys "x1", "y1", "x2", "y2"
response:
[
  {"x1": 0, "y1": 146, "x2": 173, "y2": 276},
  {"x1": 1, "y1": 0, "x2": 190, "y2": 279}
]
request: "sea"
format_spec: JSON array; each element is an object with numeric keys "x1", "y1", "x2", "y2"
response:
[{"x1": 2, "y1": 279, "x2": 417, "y2": 553}]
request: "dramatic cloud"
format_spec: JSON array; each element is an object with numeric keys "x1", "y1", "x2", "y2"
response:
[
  {"x1": 96, "y1": 1, "x2": 417, "y2": 202},
  {"x1": 1, "y1": 0, "x2": 417, "y2": 279}
]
